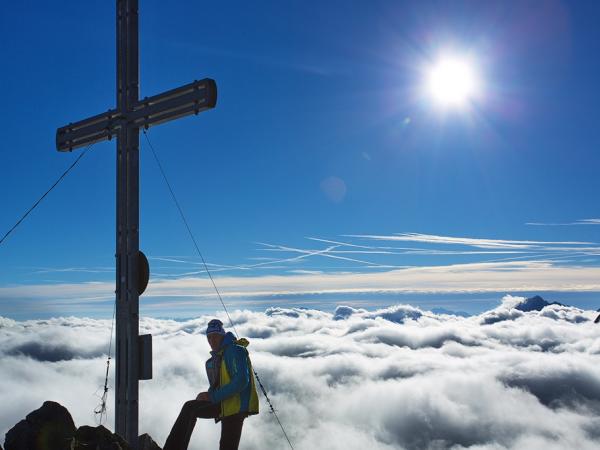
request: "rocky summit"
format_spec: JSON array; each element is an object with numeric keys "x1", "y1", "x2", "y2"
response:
[
  {"x1": 4, "y1": 401, "x2": 161, "y2": 450},
  {"x1": 514, "y1": 295, "x2": 564, "y2": 312}
]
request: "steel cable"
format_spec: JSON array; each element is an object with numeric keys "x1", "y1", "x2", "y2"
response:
[{"x1": 0, "y1": 144, "x2": 93, "y2": 247}]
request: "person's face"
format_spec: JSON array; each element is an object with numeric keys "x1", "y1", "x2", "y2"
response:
[{"x1": 207, "y1": 333, "x2": 224, "y2": 351}]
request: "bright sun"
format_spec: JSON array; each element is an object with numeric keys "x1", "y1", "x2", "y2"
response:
[{"x1": 426, "y1": 55, "x2": 480, "y2": 108}]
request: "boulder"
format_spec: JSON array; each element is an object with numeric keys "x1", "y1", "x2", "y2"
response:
[
  {"x1": 71, "y1": 425, "x2": 130, "y2": 450},
  {"x1": 4, "y1": 401, "x2": 76, "y2": 450},
  {"x1": 139, "y1": 433, "x2": 162, "y2": 450},
  {"x1": 4, "y1": 402, "x2": 160, "y2": 450}
]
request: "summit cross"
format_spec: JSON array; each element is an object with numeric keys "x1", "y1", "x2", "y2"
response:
[{"x1": 55, "y1": 1, "x2": 217, "y2": 448}]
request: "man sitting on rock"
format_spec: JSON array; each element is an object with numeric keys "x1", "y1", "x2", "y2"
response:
[{"x1": 164, "y1": 319, "x2": 259, "y2": 450}]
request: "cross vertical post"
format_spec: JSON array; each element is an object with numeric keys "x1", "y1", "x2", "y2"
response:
[
  {"x1": 115, "y1": 0, "x2": 140, "y2": 445},
  {"x1": 55, "y1": 1, "x2": 217, "y2": 447}
]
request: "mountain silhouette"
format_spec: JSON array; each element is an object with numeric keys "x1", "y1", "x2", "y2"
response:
[
  {"x1": 430, "y1": 307, "x2": 470, "y2": 317},
  {"x1": 514, "y1": 295, "x2": 564, "y2": 312}
]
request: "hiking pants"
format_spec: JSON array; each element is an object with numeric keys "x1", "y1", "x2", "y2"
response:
[{"x1": 163, "y1": 400, "x2": 246, "y2": 450}]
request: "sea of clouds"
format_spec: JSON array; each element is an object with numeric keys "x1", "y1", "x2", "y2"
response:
[{"x1": 1, "y1": 296, "x2": 600, "y2": 450}]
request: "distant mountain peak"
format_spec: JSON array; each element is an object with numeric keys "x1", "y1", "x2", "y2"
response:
[
  {"x1": 515, "y1": 295, "x2": 564, "y2": 312},
  {"x1": 430, "y1": 307, "x2": 470, "y2": 318}
]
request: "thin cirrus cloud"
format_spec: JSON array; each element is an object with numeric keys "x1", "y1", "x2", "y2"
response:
[
  {"x1": 5, "y1": 231, "x2": 600, "y2": 316},
  {"x1": 1, "y1": 299, "x2": 599, "y2": 449},
  {"x1": 526, "y1": 218, "x2": 600, "y2": 226},
  {"x1": 27, "y1": 231, "x2": 600, "y2": 279},
  {"x1": 65, "y1": 232, "x2": 600, "y2": 278},
  {"x1": 344, "y1": 232, "x2": 594, "y2": 249},
  {"x1": 3, "y1": 260, "x2": 600, "y2": 317},
  {"x1": 30, "y1": 267, "x2": 115, "y2": 275}
]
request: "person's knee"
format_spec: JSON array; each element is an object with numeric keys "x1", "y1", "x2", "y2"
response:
[{"x1": 182, "y1": 400, "x2": 196, "y2": 412}]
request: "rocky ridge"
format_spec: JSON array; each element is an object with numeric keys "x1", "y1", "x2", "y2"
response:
[{"x1": 3, "y1": 401, "x2": 160, "y2": 450}]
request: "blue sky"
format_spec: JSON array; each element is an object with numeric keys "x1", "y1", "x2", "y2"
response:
[{"x1": 2, "y1": 0, "x2": 600, "y2": 319}]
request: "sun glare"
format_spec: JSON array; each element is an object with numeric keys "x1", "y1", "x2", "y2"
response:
[{"x1": 426, "y1": 55, "x2": 480, "y2": 108}]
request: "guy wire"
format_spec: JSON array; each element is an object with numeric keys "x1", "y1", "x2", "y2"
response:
[
  {"x1": 0, "y1": 141, "x2": 112, "y2": 422},
  {"x1": 95, "y1": 299, "x2": 117, "y2": 424},
  {"x1": 0, "y1": 143, "x2": 93, "y2": 247}
]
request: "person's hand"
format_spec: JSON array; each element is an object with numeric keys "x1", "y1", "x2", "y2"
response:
[{"x1": 196, "y1": 392, "x2": 209, "y2": 401}]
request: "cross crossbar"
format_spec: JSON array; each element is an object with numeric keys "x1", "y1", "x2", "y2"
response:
[{"x1": 57, "y1": 78, "x2": 217, "y2": 151}]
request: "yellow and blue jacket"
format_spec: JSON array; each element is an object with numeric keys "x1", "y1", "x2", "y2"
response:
[{"x1": 206, "y1": 332, "x2": 259, "y2": 418}]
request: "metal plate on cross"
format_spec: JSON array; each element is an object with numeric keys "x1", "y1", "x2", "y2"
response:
[{"x1": 139, "y1": 250, "x2": 149, "y2": 295}]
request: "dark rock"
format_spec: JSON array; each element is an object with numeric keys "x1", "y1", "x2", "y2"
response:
[
  {"x1": 139, "y1": 433, "x2": 162, "y2": 450},
  {"x1": 72, "y1": 425, "x2": 130, "y2": 450},
  {"x1": 4, "y1": 401, "x2": 76, "y2": 450},
  {"x1": 595, "y1": 314, "x2": 600, "y2": 324},
  {"x1": 4, "y1": 402, "x2": 162, "y2": 450},
  {"x1": 515, "y1": 295, "x2": 564, "y2": 312}
]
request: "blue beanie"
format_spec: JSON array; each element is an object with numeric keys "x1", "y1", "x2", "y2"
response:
[{"x1": 206, "y1": 319, "x2": 225, "y2": 335}]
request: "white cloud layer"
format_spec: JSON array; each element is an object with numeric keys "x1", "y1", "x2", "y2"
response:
[{"x1": 1, "y1": 298, "x2": 600, "y2": 450}]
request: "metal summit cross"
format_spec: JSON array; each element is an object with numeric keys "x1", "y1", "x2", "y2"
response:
[{"x1": 55, "y1": 1, "x2": 216, "y2": 447}]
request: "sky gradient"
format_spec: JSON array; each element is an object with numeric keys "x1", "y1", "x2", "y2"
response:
[{"x1": 2, "y1": 0, "x2": 600, "y2": 319}]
